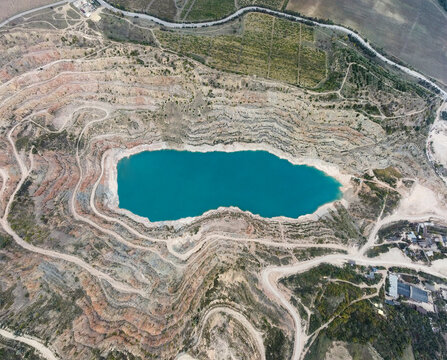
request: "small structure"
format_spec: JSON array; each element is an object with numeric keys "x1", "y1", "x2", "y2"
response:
[
  {"x1": 389, "y1": 273, "x2": 399, "y2": 298},
  {"x1": 73, "y1": 0, "x2": 99, "y2": 17},
  {"x1": 385, "y1": 299, "x2": 397, "y2": 306},
  {"x1": 441, "y1": 289, "x2": 447, "y2": 300},
  {"x1": 398, "y1": 282, "x2": 411, "y2": 298},
  {"x1": 407, "y1": 232, "x2": 417, "y2": 243},
  {"x1": 411, "y1": 286, "x2": 429, "y2": 303}
]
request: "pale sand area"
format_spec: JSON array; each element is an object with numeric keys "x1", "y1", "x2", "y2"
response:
[
  {"x1": 432, "y1": 130, "x2": 447, "y2": 166},
  {"x1": 176, "y1": 355, "x2": 198, "y2": 360},
  {"x1": 429, "y1": 102, "x2": 447, "y2": 169},
  {"x1": 0, "y1": 0, "x2": 56, "y2": 22},
  {"x1": 0, "y1": 329, "x2": 58, "y2": 360},
  {"x1": 325, "y1": 342, "x2": 352, "y2": 360},
  {"x1": 397, "y1": 183, "x2": 447, "y2": 219},
  {"x1": 101, "y1": 142, "x2": 353, "y2": 227}
]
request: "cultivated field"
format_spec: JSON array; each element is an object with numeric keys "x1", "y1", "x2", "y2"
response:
[
  {"x1": 110, "y1": 0, "x2": 178, "y2": 20},
  {"x1": 0, "y1": 0, "x2": 55, "y2": 22},
  {"x1": 286, "y1": 0, "x2": 447, "y2": 86},
  {"x1": 112, "y1": 0, "x2": 287, "y2": 21},
  {"x1": 181, "y1": 0, "x2": 287, "y2": 21},
  {"x1": 156, "y1": 13, "x2": 325, "y2": 87}
]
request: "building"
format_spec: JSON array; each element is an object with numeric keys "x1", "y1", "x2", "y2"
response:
[
  {"x1": 398, "y1": 282, "x2": 411, "y2": 297},
  {"x1": 441, "y1": 289, "x2": 447, "y2": 300},
  {"x1": 407, "y1": 232, "x2": 417, "y2": 243},
  {"x1": 411, "y1": 286, "x2": 429, "y2": 303},
  {"x1": 388, "y1": 273, "x2": 429, "y2": 303},
  {"x1": 389, "y1": 273, "x2": 399, "y2": 298}
]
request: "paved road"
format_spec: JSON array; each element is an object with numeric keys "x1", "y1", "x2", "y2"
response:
[
  {"x1": 95, "y1": 0, "x2": 447, "y2": 100},
  {"x1": 1, "y1": 2, "x2": 447, "y2": 360},
  {"x1": 1, "y1": 0, "x2": 445, "y2": 100}
]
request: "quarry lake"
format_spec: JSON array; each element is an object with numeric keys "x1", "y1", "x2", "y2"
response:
[{"x1": 116, "y1": 150, "x2": 342, "y2": 222}]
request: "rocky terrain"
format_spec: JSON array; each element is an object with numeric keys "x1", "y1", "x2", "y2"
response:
[{"x1": 0, "y1": 3, "x2": 446, "y2": 360}]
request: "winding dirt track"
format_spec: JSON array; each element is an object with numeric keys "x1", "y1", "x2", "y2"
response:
[
  {"x1": 0, "y1": 329, "x2": 58, "y2": 360},
  {"x1": 0, "y1": 2, "x2": 447, "y2": 360},
  {"x1": 196, "y1": 306, "x2": 266, "y2": 360},
  {"x1": 1, "y1": 121, "x2": 146, "y2": 297}
]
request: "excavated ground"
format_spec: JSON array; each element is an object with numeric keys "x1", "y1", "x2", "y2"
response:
[{"x1": 0, "y1": 4, "x2": 446, "y2": 360}]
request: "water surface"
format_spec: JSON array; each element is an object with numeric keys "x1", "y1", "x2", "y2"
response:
[{"x1": 117, "y1": 150, "x2": 341, "y2": 221}]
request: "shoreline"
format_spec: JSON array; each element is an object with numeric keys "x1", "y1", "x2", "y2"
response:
[{"x1": 102, "y1": 142, "x2": 353, "y2": 227}]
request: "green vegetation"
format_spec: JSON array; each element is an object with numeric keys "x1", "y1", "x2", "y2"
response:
[
  {"x1": 0, "y1": 234, "x2": 12, "y2": 249},
  {"x1": 108, "y1": 0, "x2": 177, "y2": 20},
  {"x1": 96, "y1": 14, "x2": 155, "y2": 45},
  {"x1": 112, "y1": 0, "x2": 286, "y2": 21},
  {"x1": 1, "y1": 282, "x2": 84, "y2": 343},
  {"x1": 32, "y1": 130, "x2": 75, "y2": 152},
  {"x1": 358, "y1": 181, "x2": 401, "y2": 219},
  {"x1": 0, "y1": 285, "x2": 15, "y2": 310},
  {"x1": 281, "y1": 263, "x2": 379, "y2": 308},
  {"x1": 322, "y1": 206, "x2": 365, "y2": 244},
  {"x1": 8, "y1": 180, "x2": 50, "y2": 245},
  {"x1": 309, "y1": 281, "x2": 364, "y2": 333},
  {"x1": 262, "y1": 321, "x2": 290, "y2": 360},
  {"x1": 366, "y1": 243, "x2": 399, "y2": 258},
  {"x1": 323, "y1": 301, "x2": 446, "y2": 360},
  {"x1": 303, "y1": 268, "x2": 447, "y2": 360},
  {"x1": 239, "y1": 0, "x2": 284, "y2": 9},
  {"x1": 155, "y1": 13, "x2": 326, "y2": 87},
  {"x1": 182, "y1": 0, "x2": 235, "y2": 21},
  {"x1": 15, "y1": 131, "x2": 75, "y2": 153},
  {"x1": 0, "y1": 340, "x2": 41, "y2": 360},
  {"x1": 373, "y1": 166, "x2": 402, "y2": 187},
  {"x1": 347, "y1": 34, "x2": 375, "y2": 58},
  {"x1": 377, "y1": 221, "x2": 409, "y2": 241},
  {"x1": 293, "y1": 247, "x2": 347, "y2": 261},
  {"x1": 103, "y1": 350, "x2": 142, "y2": 360}
]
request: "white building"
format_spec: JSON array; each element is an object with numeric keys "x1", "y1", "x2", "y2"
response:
[{"x1": 388, "y1": 273, "x2": 399, "y2": 298}]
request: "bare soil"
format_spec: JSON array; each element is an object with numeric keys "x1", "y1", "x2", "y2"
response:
[
  {"x1": 0, "y1": 0, "x2": 55, "y2": 22},
  {"x1": 286, "y1": 0, "x2": 447, "y2": 86}
]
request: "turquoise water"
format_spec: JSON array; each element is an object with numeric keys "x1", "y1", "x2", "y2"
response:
[{"x1": 117, "y1": 150, "x2": 341, "y2": 222}]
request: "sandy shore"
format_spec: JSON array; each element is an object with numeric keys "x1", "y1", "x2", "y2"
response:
[{"x1": 101, "y1": 142, "x2": 353, "y2": 227}]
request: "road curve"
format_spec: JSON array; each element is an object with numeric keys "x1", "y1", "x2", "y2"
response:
[
  {"x1": 1, "y1": 2, "x2": 447, "y2": 360},
  {"x1": 0, "y1": 329, "x2": 59, "y2": 360},
  {"x1": 0, "y1": 0, "x2": 444, "y2": 98},
  {"x1": 261, "y1": 253, "x2": 447, "y2": 360},
  {"x1": 1, "y1": 122, "x2": 146, "y2": 297},
  {"x1": 196, "y1": 306, "x2": 266, "y2": 360},
  {"x1": 96, "y1": 0, "x2": 447, "y2": 100},
  {"x1": 0, "y1": 0, "x2": 75, "y2": 28}
]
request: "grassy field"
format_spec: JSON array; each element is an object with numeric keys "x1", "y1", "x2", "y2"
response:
[
  {"x1": 155, "y1": 13, "x2": 326, "y2": 87},
  {"x1": 181, "y1": 0, "x2": 286, "y2": 21},
  {"x1": 286, "y1": 0, "x2": 447, "y2": 86},
  {"x1": 181, "y1": 0, "x2": 236, "y2": 21},
  {"x1": 109, "y1": 0, "x2": 178, "y2": 20},
  {"x1": 0, "y1": 0, "x2": 55, "y2": 22},
  {"x1": 111, "y1": 0, "x2": 287, "y2": 21}
]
